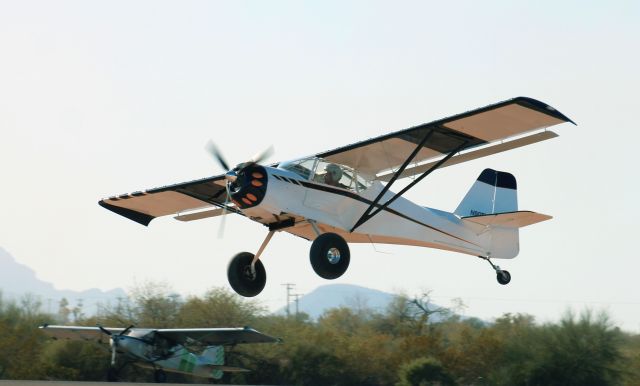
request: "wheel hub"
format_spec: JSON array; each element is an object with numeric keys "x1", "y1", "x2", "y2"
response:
[
  {"x1": 327, "y1": 248, "x2": 341, "y2": 264},
  {"x1": 242, "y1": 265, "x2": 256, "y2": 281}
]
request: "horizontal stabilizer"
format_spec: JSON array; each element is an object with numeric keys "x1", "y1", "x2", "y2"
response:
[
  {"x1": 204, "y1": 364, "x2": 250, "y2": 372},
  {"x1": 462, "y1": 210, "x2": 552, "y2": 228}
]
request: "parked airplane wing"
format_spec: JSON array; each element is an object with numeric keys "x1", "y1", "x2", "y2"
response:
[
  {"x1": 155, "y1": 326, "x2": 279, "y2": 346},
  {"x1": 98, "y1": 174, "x2": 235, "y2": 226},
  {"x1": 39, "y1": 324, "x2": 125, "y2": 341},
  {"x1": 317, "y1": 96, "x2": 574, "y2": 178}
]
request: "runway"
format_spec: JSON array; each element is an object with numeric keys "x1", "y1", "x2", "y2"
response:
[{"x1": 0, "y1": 382, "x2": 251, "y2": 386}]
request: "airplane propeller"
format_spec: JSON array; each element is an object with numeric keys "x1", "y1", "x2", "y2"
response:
[
  {"x1": 206, "y1": 141, "x2": 273, "y2": 181},
  {"x1": 98, "y1": 325, "x2": 134, "y2": 366},
  {"x1": 204, "y1": 140, "x2": 274, "y2": 238}
]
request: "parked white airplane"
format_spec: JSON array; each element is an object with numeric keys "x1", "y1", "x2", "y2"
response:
[
  {"x1": 40, "y1": 324, "x2": 278, "y2": 382},
  {"x1": 99, "y1": 97, "x2": 574, "y2": 297}
]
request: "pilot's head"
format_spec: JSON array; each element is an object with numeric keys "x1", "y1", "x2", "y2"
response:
[{"x1": 324, "y1": 163, "x2": 343, "y2": 186}]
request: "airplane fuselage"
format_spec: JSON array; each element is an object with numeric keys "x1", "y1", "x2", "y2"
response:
[
  {"x1": 234, "y1": 163, "x2": 515, "y2": 260},
  {"x1": 114, "y1": 334, "x2": 224, "y2": 379}
]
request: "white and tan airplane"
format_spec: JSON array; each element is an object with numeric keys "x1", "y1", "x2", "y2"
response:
[
  {"x1": 40, "y1": 324, "x2": 278, "y2": 382},
  {"x1": 99, "y1": 97, "x2": 574, "y2": 297}
]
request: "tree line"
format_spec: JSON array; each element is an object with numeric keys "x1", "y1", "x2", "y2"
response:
[{"x1": 1, "y1": 283, "x2": 639, "y2": 385}]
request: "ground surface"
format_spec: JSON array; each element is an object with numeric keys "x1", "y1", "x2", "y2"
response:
[{"x1": 0, "y1": 382, "x2": 257, "y2": 386}]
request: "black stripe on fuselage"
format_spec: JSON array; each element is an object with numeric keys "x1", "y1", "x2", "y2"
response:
[{"x1": 277, "y1": 177, "x2": 479, "y2": 247}]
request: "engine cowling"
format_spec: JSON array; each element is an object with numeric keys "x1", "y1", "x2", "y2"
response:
[{"x1": 228, "y1": 165, "x2": 268, "y2": 209}]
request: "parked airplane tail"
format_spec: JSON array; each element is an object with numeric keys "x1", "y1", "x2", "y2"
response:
[
  {"x1": 202, "y1": 345, "x2": 224, "y2": 364},
  {"x1": 202, "y1": 346, "x2": 225, "y2": 379},
  {"x1": 457, "y1": 169, "x2": 551, "y2": 259}
]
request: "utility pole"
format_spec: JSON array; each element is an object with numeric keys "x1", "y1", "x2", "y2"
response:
[
  {"x1": 281, "y1": 283, "x2": 295, "y2": 317},
  {"x1": 293, "y1": 293, "x2": 303, "y2": 317}
]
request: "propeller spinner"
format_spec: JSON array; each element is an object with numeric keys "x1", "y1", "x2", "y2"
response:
[{"x1": 98, "y1": 325, "x2": 134, "y2": 366}]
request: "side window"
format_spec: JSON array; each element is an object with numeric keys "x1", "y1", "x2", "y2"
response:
[
  {"x1": 354, "y1": 171, "x2": 374, "y2": 192},
  {"x1": 314, "y1": 160, "x2": 356, "y2": 191}
]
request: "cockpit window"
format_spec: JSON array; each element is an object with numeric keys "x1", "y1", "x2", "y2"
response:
[
  {"x1": 279, "y1": 157, "x2": 373, "y2": 193},
  {"x1": 312, "y1": 159, "x2": 373, "y2": 193}
]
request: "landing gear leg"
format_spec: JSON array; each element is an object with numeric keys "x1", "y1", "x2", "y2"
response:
[
  {"x1": 479, "y1": 256, "x2": 511, "y2": 285},
  {"x1": 227, "y1": 231, "x2": 274, "y2": 297}
]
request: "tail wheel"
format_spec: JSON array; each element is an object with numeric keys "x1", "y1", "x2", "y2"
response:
[
  {"x1": 310, "y1": 232, "x2": 350, "y2": 279},
  {"x1": 227, "y1": 252, "x2": 266, "y2": 297},
  {"x1": 497, "y1": 270, "x2": 511, "y2": 285}
]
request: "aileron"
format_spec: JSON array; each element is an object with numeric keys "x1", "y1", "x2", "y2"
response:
[{"x1": 379, "y1": 130, "x2": 559, "y2": 181}]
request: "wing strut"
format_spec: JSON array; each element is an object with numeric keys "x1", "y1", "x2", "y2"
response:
[{"x1": 350, "y1": 135, "x2": 469, "y2": 232}]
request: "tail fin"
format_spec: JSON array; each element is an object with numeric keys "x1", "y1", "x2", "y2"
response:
[
  {"x1": 202, "y1": 345, "x2": 224, "y2": 364},
  {"x1": 457, "y1": 169, "x2": 551, "y2": 259},
  {"x1": 202, "y1": 346, "x2": 224, "y2": 379},
  {"x1": 455, "y1": 168, "x2": 517, "y2": 217}
]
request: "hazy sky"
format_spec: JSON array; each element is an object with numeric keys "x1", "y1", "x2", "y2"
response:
[{"x1": 1, "y1": 1, "x2": 639, "y2": 330}]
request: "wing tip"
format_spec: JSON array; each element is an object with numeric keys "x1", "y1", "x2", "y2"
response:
[
  {"x1": 98, "y1": 200, "x2": 154, "y2": 226},
  {"x1": 514, "y1": 96, "x2": 577, "y2": 125}
]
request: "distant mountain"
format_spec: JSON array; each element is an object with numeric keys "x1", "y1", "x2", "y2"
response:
[
  {"x1": 291, "y1": 284, "x2": 396, "y2": 319},
  {"x1": 0, "y1": 247, "x2": 126, "y2": 316},
  {"x1": 279, "y1": 284, "x2": 460, "y2": 323}
]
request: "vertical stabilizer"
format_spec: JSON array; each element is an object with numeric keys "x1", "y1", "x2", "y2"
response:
[
  {"x1": 455, "y1": 168, "x2": 518, "y2": 217},
  {"x1": 201, "y1": 346, "x2": 224, "y2": 379}
]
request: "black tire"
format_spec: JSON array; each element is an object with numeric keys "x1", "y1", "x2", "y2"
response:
[
  {"x1": 107, "y1": 367, "x2": 118, "y2": 382},
  {"x1": 227, "y1": 252, "x2": 267, "y2": 297},
  {"x1": 154, "y1": 369, "x2": 167, "y2": 383},
  {"x1": 310, "y1": 232, "x2": 350, "y2": 279},
  {"x1": 497, "y1": 270, "x2": 511, "y2": 285}
]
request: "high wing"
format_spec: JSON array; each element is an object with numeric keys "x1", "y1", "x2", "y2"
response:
[
  {"x1": 99, "y1": 97, "x2": 573, "y2": 227},
  {"x1": 318, "y1": 96, "x2": 574, "y2": 179},
  {"x1": 99, "y1": 174, "x2": 235, "y2": 226},
  {"x1": 155, "y1": 327, "x2": 279, "y2": 346},
  {"x1": 39, "y1": 324, "x2": 125, "y2": 341}
]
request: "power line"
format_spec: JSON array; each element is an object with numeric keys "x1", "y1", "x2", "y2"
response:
[{"x1": 430, "y1": 295, "x2": 640, "y2": 306}]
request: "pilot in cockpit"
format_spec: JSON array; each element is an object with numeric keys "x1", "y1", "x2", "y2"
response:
[{"x1": 323, "y1": 163, "x2": 346, "y2": 188}]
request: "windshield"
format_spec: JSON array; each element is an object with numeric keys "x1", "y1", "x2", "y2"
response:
[{"x1": 279, "y1": 158, "x2": 317, "y2": 180}]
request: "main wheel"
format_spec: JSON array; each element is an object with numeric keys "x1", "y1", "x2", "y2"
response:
[
  {"x1": 310, "y1": 232, "x2": 350, "y2": 279},
  {"x1": 107, "y1": 367, "x2": 118, "y2": 382},
  {"x1": 154, "y1": 369, "x2": 167, "y2": 383},
  {"x1": 227, "y1": 252, "x2": 267, "y2": 297},
  {"x1": 497, "y1": 270, "x2": 511, "y2": 285}
]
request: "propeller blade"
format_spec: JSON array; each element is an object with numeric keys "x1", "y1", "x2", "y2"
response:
[
  {"x1": 98, "y1": 325, "x2": 112, "y2": 336},
  {"x1": 218, "y1": 183, "x2": 232, "y2": 239},
  {"x1": 111, "y1": 342, "x2": 117, "y2": 366},
  {"x1": 250, "y1": 145, "x2": 274, "y2": 165},
  {"x1": 218, "y1": 208, "x2": 227, "y2": 239},
  {"x1": 120, "y1": 324, "x2": 135, "y2": 336},
  {"x1": 205, "y1": 140, "x2": 230, "y2": 171}
]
